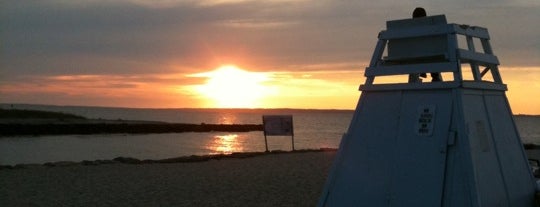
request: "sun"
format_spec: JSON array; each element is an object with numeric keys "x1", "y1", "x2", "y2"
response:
[{"x1": 191, "y1": 65, "x2": 274, "y2": 108}]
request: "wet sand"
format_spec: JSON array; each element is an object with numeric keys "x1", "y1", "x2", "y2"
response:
[{"x1": 0, "y1": 151, "x2": 336, "y2": 207}]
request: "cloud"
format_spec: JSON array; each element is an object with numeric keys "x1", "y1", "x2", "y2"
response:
[
  {"x1": 1, "y1": 0, "x2": 539, "y2": 109},
  {"x1": 0, "y1": 72, "x2": 204, "y2": 107},
  {"x1": 0, "y1": 0, "x2": 540, "y2": 111}
]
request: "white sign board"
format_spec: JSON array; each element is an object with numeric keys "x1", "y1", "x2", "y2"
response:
[{"x1": 263, "y1": 115, "x2": 293, "y2": 136}]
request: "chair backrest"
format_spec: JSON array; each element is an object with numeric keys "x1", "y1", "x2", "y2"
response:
[{"x1": 385, "y1": 15, "x2": 449, "y2": 64}]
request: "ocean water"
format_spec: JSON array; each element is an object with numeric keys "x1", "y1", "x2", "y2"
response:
[
  {"x1": 0, "y1": 104, "x2": 539, "y2": 165},
  {"x1": 0, "y1": 105, "x2": 352, "y2": 165}
]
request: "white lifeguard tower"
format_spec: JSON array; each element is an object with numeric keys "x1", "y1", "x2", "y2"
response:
[{"x1": 318, "y1": 14, "x2": 536, "y2": 206}]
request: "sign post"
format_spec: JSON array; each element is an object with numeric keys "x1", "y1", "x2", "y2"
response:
[{"x1": 262, "y1": 115, "x2": 294, "y2": 152}]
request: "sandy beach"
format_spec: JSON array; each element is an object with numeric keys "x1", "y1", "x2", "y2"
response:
[
  {"x1": 0, "y1": 151, "x2": 336, "y2": 207},
  {"x1": 3, "y1": 149, "x2": 540, "y2": 207}
]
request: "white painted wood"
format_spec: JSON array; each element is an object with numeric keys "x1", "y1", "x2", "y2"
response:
[
  {"x1": 320, "y1": 13, "x2": 535, "y2": 207},
  {"x1": 365, "y1": 62, "x2": 457, "y2": 77},
  {"x1": 458, "y1": 49, "x2": 500, "y2": 65}
]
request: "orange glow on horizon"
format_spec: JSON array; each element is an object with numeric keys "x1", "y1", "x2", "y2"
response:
[
  {"x1": 189, "y1": 65, "x2": 276, "y2": 108},
  {"x1": 2, "y1": 65, "x2": 538, "y2": 114}
]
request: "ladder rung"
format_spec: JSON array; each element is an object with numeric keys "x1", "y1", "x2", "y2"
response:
[
  {"x1": 379, "y1": 24, "x2": 453, "y2": 40},
  {"x1": 452, "y1": 24, "x2": 490, "y2": 39},
  {"x1": 480, "y1": 67, "x2": 491, "y2": 77},
  {"x1": 365, "y1": 62, "x2": 457, "y2": 77},
  {"x1": 458, "y1": 49, "x2": 499, "y2": 65}
]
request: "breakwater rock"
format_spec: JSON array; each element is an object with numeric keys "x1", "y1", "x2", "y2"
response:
[
  {"x1": 1, "y1": 108, "x2": 263, "y2": 136},
  {"x1": 0, "y1": 122, "x2": 263, "y2": 136}
]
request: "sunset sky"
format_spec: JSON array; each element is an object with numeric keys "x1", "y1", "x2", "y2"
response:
[{"x1": 1, "y1": 0, "x2": 539, "y2": 114}]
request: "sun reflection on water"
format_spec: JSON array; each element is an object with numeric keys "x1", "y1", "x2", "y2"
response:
[
  {"x1": 217, "y1": 113, "x2": 237, "y2": 124},
  {"x1": 207, "y1": 134, "x2": 244, "y2": 154}
]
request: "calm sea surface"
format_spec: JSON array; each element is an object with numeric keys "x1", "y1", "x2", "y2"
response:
[{"x1": 1, "y1": 104, "x2": 539, "y2": 165}]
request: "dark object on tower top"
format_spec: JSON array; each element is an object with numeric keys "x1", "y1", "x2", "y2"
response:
[{"x1": 413, "y1": 7, "x2": 427, "y2": 18}]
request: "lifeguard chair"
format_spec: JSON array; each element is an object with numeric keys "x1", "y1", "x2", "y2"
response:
[{"x1": 318, "y1": 14, "x2": 536, "y2": 206}]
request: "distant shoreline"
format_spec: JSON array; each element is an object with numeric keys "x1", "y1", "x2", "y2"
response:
[
  {"x1": 2, "y1": 103, "x2": 539, "y2": 116},
  {"x1": 0, "y1": 103, "x2": 357, "y2": 113}
]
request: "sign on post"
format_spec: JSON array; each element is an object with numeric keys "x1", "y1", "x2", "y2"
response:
[{"x1": 262, "y1": 115, "x2": 294, "y2": 152}]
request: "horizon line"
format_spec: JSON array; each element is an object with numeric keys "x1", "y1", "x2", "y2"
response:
[{"x1": 0, "y1": 103, "x2": 356, "y2": 112}]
